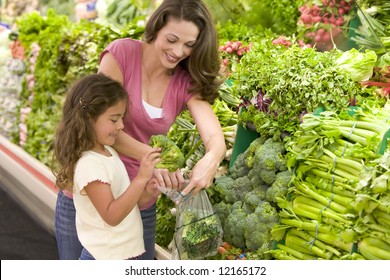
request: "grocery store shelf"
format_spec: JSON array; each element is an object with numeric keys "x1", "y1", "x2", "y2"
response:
[
  {"x1": 0, "y1": 134, "x2": 57, "y2": 236},
  {"x1": 0, "y1": 134, "x2": 170, "y2": 260}
]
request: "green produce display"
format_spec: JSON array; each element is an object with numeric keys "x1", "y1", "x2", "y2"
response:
[
  {"x1": 234, "y1": 39, "x2": 375, "y2": 141},
  {"x1": 271, "y1": 103, "x2": 390, "y2": 260},
  {"x1": 208, "y1": 136, "x2": 293, "y2": 259}
]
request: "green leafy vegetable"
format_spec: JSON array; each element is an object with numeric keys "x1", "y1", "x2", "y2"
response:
[
  {"x1": 335, "y1": 48, "x2": 377, "y2": 82},
  {"x1": 232, "y1": 39, "x2": 371, "y2": 140}
]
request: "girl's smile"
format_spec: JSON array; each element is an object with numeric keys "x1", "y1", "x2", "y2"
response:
[{"x1": 92, "y1": 100, "x2": 126, "y2": 153}]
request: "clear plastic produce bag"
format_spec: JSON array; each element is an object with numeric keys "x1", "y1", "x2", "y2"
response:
[
  {"x1": 157, "y1": 185, "x2": 185, "y2": 204},
  {"x1": 171, "y1": 189, "x2": 223, "y2": 260}
]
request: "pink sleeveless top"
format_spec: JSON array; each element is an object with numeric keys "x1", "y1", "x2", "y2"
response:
[{"x1": 100, "y1": 39, "x2": 193, "y2": 207}]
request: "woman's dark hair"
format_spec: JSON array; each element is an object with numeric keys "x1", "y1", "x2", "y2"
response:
[
  {"x1": 52, "y1": 73, "x2": 128, "y2": 190},
  {"x1": 143, "y1": 0, "x2": 224, "y2": 103}
]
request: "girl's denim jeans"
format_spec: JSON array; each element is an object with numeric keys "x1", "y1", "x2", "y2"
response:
[
  {"x1": 54, "y1": 190, "x2": 83, "y2": 260},
  {"x1": 138, "y1": 204, "x2": 157, "y2": 260}
]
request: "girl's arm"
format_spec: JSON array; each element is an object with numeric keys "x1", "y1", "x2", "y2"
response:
[
  {"x1": 83, "y1": 149, "x2": 161, "y2": 227},
  {"x1": 83, "y1": 177, "x2": 147, "y2": 227},
  {"x1": 182, "y1": 97, "x2": 226, "y2": 194}
]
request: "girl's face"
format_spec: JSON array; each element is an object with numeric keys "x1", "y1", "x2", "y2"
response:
[
  {"x1": 92, "y1": 100, "x2": 126, "y2": 153},
  {"x1": 153, "y1": 17, "x2": 199, "y2": 69}
]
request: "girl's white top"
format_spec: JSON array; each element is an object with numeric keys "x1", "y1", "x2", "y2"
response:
[{"x1": 73, "y1": 146, "x2": 144, "y2": 259}]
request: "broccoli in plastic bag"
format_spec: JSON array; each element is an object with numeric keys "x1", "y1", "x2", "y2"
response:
[{"x1": 171, "y1": 190, "x2": 223, "y2": 260}]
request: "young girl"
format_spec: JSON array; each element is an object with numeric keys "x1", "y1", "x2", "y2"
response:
[{"x1": 52, "y1": 73, "x2": 161, "y2": 260}]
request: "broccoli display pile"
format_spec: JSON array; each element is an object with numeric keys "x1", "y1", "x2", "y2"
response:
[
  {"x1": 208, "y1": 136, "x2": 293, "y2": 258},
  {"x1": 149, "y1": 134, "x2": 185, "y2": 172}
]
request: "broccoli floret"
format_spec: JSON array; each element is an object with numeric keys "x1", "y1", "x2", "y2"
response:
[
  {"x1": 248, "y1": 138, "x2": 288, "y2": 186},
  {"x1": 214, "y1": 201, "x2": 232, "y2": 228},
  {"x1": 259, "y1": 168, "x2": 277, "y2": 185},
  {"x1": 266, "y1": 170, "x2": 293, "y2": 204},
  {"x1": 229, "y1": 149, "x2": 251, "y2": 179},
  {"x1": 213, "y1": 175, "x2": 235, "y2": 191},
  {"x1": 242, "y1": 203, "x2": 253, "y2": 215},
  {"x1": 253, "y1": 138, "x2": 286, "y2": 171},
  {"x1": 209, "y1": 175, "x2": 235, "y2": 203},
  {"x1": 242, "y1": 188, "x2": 268, "y2": 213},
  {"x1": 223, "y1": 206, "x2": 247, "y2": 249},
  {"x1": 231, "y1": 175, "x2": 253, "y2": 202},
  {"x1": 254, "y1": 200, "x2": 280, "y2": 224},
  {"x1": 149, "y1": 134, "x2": 185, "y2": 172},
  {"x1": 254, "y1": 184, "x2": 270, "y2": 200},
  {"x1": 244, "y1": 213, "x2": 274, "y2": 251},
  {"x1": 244, "y1": 201, "x2": 279, "y2": 251},
  {"x1": 224, "y1": 190, "x2": 236, "y2": 204},
  {"x1": 247, "y1": 168, "x2": 265, "y2": 188},
  {"x1": 245, "y1": 136, "x2": 267, "y2": 168},
  {"x1": 231, "y1": 200, "x2": 243, "y2": 211},
  {"x1": 213, "y1": 175, "x2": 253, "y2": 204},
  {"x1": 244, "y1": 190, "x2": 263, "y2": 209}
]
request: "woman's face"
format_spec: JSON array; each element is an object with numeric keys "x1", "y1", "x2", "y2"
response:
[{"x1": 153, "y1": 17, "x2": 199, "y2": 69}]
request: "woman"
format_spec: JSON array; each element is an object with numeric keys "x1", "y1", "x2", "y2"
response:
[{"x1": 54, "y1": 0, "x2": 226, "y2": 260}]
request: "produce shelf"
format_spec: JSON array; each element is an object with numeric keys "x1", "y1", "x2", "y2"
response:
[
  {"x1": 0, "y1": 134, "x2": 57, "y2": 235},
  {"x1": 0, "y1": 134, "x2": 170, "y2": 260}
]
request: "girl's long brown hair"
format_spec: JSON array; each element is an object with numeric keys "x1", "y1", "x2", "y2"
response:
[
  {"x1": 143, "y1": 0, "x2": 224, "y2": 104},
  {"x1": 52, "y1": 73, "x2": 128, "y2": 191}
]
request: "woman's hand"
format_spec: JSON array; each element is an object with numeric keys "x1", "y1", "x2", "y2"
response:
[
  {"x1": 184, "y1": 97, "x2": 226, "y2": 196},
  {"x1": 181, "y1": 152, "x2": 219, "y2": 195},
  {"x1": 153, "y1": 168, "x2": 185, "y2": 191}
]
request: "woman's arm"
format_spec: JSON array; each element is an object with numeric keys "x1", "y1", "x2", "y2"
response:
[
  {"x1": 98, "y1": 52, "x2": 152, "y2": 161},
  {"x1": 98, "y1": 52, "x2": 123, "y2": 83},
  {"x1": 182, "y1": 97, "x2": 226, "y2": 194},
  {"x1": 113, "y1": 131, "x2": 152, "y2": 161}
]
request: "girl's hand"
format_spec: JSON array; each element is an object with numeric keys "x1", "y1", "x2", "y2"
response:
[
  {"x1": 181, "y1": 152, "x2": 219, "y2": 195},
  {"x1": 144, "y1": 178, "x2": 161, "y2": 198},
  {"x1": 153, "y1": 168, "x2": 185, "y2": 191},
  {"x1": 138, "y1": 148, "x2": 161, "y2": 180}
]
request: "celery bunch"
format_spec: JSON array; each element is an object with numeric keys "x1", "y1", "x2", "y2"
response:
[{"x1": 269, "y1": 103, "x2": 390, "y2": 260}]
